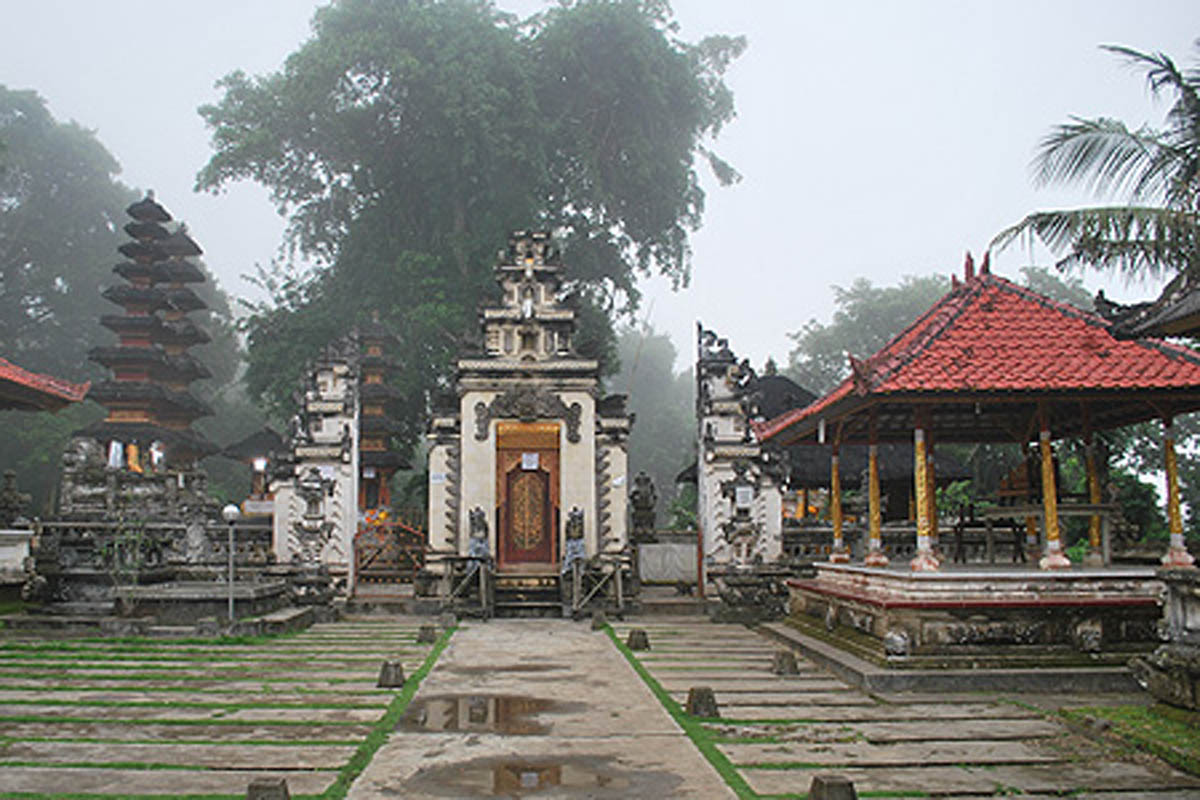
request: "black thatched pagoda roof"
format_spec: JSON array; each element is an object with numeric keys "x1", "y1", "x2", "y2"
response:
[
  {"x1": 123, "y1": 220, "x2": 171, "y2": 241},
  {"x1": 126, "y1": 195, "x2": 171, "y2": 223},
  {"x1": 361, "y1": 415, "x2": 402, "y2": 435},
  {"x1": 157, "y1": 319, "x2": 211, "y2": 347},
  {"x1": 361, "y1": 382, "x2": 402, "y2": 401},
  {"x1": 100, "y1": 314, "x2": 163, "y2": 338},
  {"x1": 159, "y1": 228, "x2": 203, "y2": 258},
  {"x1": 101, "y1": 284, "x2": 168, "y2": 311},
  {"x1": 161, "y1": 286, "x2": 206, "y2": 313},
  {"x1": 362, "y1": 450, "x2": 410, "y2": 470},
  {"x1": 87, "y1": 381, "x2": 211, "y2": 419}
]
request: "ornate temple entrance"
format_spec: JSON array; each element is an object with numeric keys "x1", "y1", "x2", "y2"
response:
[{"x1": 496, "y1": 422, "x2": 560, "y2": 569}]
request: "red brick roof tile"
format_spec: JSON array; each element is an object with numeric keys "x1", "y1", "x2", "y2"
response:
[
  {"x1": 756, "y1": 272, "x2": 1200, "y2": 442},
  {"x1": 0, "y1": 357, "x2": 91, "y2": 411}
]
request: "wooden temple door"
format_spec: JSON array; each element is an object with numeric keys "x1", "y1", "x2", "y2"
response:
[{"x1": 496, "y1": 422, "x2": 560, "y2": 569}]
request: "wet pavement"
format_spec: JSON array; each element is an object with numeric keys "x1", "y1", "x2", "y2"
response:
[{"x1": 347, "y1": 619, "x2": 736, "y2": 799}]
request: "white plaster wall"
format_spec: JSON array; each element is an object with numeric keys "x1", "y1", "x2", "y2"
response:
[
  {"x1": 271, "y1": 482, "x2": 296, "y2": 562},
  {"x1": 756, "y1": 483, "x2": 783, "y2": 561},
  {"x1": 426, "y1": 442, "x2": 453, "y2": 553},
  {"x1": 603, "y1": 441, "x2": 629, "y2": 550},
  {"x1": 459, "y1": 391, "x2": 497, "y2": 555},
  {"x1": 559, "y1": 391, "x2": 597, "y2": 554}
]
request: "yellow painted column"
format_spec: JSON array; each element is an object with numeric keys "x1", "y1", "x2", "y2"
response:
[
  {"x1": 911, "y1": 424, "x2": 938, "y2": 571},
  {"x1": 865, "y1": 443, "x2": 889, "y2": 566},
  {"x1": 1162, "y1": 418, "x2": 1196, "y2": 568},
  {"x1": 1084, "y1": 437, "x2": 1104, "y2": 567},
  {"x1": 830, "y1": 447, "x2": 849, "y2": 562},
  {"x1": 1039, "y1": 420, "x2": 1070, "y2": 569},
  {"x1": 926, "y1": 439, "x2": 939, "y2": 561}
]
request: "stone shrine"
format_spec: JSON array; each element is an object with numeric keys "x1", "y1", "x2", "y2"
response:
[
  {"x1": 695, "y1": 324, "x2": 785, "y2": 568},
  {"x1": 427, "y1": 232, "x2": 632, "y2": 575}
]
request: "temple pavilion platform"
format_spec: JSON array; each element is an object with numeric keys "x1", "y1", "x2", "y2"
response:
[{"x1": 780, "y1": 562, "x2": 1161, "y2": 686}]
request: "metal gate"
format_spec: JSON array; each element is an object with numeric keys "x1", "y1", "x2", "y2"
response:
[{"x1": 354, "y1": 517, "x2": 426, "y2": 584}]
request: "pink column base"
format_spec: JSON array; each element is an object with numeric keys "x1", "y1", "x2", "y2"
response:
[
  {"x1": 1039, "y1": 550, "x2": 1072, "y2": 570},
  {"x1": 909, "y1": 551, "x2": 939, "y2": 572},
  {"x1": 1161, "y1": 546, "x2": 1196, "y2": 568},
  {"x1": 829, "y1": 549, "x2": 851, "y2": 564},
  {"x1": 864, "y1": 549, "x2": 890, "y2": 567}
]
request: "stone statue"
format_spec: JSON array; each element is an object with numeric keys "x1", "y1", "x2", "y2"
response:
[
  {"x1": 0, "y1": 471, "x2": 31, "y2": 527},
  {"x1": 467, "y1": 506, "x2": 490, "y2": 559},
  {"x1": 630, "y1": 471, "x2": 658, "y2": 543},
  {"x1": 562, "y1": 506, "x2": 586, "y2": 573}
]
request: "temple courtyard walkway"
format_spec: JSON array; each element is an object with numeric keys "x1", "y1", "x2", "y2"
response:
[{"x1": 0, "y1": 616, "x2": 1197, "y2": 798}]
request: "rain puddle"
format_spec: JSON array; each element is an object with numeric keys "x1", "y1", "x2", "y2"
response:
[
  {"x1": 446, "y1": 663, "x2": 567, "y2": 674},
  {"x1": 413, "y1": 755, "x2": 631, "y2": 797},
  {"x1": 399, "y1": 694, "x2": 581, "y2": 735}
]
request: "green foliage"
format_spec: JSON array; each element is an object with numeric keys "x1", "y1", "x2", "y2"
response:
[
  {"x1": 785, "y1": 274, "x2": 949, "y2": 394},
  {"x1": 667, "y1": 481, "x2": 698, "y2": 530},
  {"x1": 1060, "y1": 704, "x2": 1200, "y2": 777},
  {"x1": 993, "y1": 42, "x2": 1200, "y2": 278},
  {"x1": 197, "y1": 0, "x2": 744, "y2": 444}
]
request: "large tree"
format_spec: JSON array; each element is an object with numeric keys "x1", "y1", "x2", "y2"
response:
[
  {"x1": 197, "y1": 0, "x2": 744, "y2": 446},
  {"x1": 992, "y1": 42, "x2": 1200, "y2": 278}
]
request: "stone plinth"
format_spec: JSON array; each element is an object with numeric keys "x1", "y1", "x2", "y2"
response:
[
  {"x1": 787, "y1": 563, "x2": 1162, "y2": 669},
  {"x1": 1130, "y1": 568, "x2": 1200, "y2": 710},
  {"x1": 123, "y1": 581, "x2": 288, "y2": 625}
]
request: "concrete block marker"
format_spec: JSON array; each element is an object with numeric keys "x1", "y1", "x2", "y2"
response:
[
  {"x1": 772, "y1": 649, "x2": 800, "y2": 675},
  {"x1": 626, "y1": 628, "x2": 651, "y2": 650},
  {"x1": 686, "y1": 685, "x2": 719, "y2": 717},
  {"x1": 247, "y1": 777, "x2": 290, "y2": 800},
  {"x1": 809, "y1": 773, "x2": 858, "y2": 800},
  {"x1": 416, "y1": 625, "x2": 437, "y2": 643},
  {"x1": 591, "y1": 610, "x2": 607, "y2": 630},
  {"x1": 377, "y1": 660, "x2": 406, "y2": 688}
]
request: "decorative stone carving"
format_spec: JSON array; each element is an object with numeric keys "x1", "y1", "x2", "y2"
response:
[{"x1": 474, "y1": 387, "x2": 581, "y2": 442}]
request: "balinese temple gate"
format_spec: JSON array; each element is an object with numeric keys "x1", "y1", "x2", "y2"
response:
[{"x1": 426, "y1": 232, "x2": 634, "y2": 616}]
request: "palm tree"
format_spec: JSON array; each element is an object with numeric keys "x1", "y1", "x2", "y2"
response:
[{"x1": 992, "y1": 42, "x2": 1200, "y2": 280}]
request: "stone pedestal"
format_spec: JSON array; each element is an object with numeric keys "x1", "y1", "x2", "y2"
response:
[{"x1": 1130, "y1": 568, "x2": 1200, "y2": 709}]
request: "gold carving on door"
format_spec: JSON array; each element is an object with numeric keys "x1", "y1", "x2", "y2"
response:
[{"x1": 510, "y1": 471, "x2": 545, "y2": 551}]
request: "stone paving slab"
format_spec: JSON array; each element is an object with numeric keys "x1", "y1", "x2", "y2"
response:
[
  {"x1": 0, "y1": 765, "x2": 335, "y2": 795},
  {"x1": 718, "y1": 738, "x2": 1065, "y2": 767},
  {"x1": 0, "y1": 688, "x2": 387, "y2": 704},
  {"x1": 0, "y1": 740, "x2": 356, "y2": 769},
  {"x1": 669, "y1": 690, "x2": 875, "y2": 705},
  {"x1": 1, "y1": 719, "x2": 372, "y2": 743},
  {"x1": 0, "y1": 677, "x2": 388, "y2": 692},
  {"x1": 714, "y1": 702, "x2": 1040, "y2": 722},
  {"x1": 711, "y1": 717, "x2": 1064, "y2": 742},
  {"x1": 0, "y1": 702, "x2": 381, "y2": 723},
  {"x1": 742, "y1": 761, "x2": 1200, "y2": 796}
]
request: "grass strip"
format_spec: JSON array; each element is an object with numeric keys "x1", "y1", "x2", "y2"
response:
[
  {"x1": 1060, "y1": 704, "x2": 1200, "y2": 777},
  {"x1": 320, "y1": 625, "x2": 455, "y2": 799},
  {"x1": 0, "y1": 761, "x2": 335, "y2": 772},
  {"x1": 605, "y1": 625, "x2": 757, "y2": 800},
  {"x1": 2, "y1": 736, "x2": 357, "y2": 746}
]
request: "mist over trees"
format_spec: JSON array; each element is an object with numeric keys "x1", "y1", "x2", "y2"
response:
[
  {"x1": 609, "y1": 325, "x2": 694, "y2": 519},
  {"x1": 196, "y1": 0, "x2": 744, "y2": 453},
  {"x1": 0, "y1": 86, "x2": 255, "y2": 510}
]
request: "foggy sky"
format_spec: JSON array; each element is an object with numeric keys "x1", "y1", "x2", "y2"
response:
[{"x1": 2, "y1": 1, "x2": 1196, "y2": 376}]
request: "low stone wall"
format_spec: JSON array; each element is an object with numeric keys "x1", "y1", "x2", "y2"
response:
[
  {"x1": 1131, "y1": 568, "x2": 1200, "y2": 709},
  {"x1": 787, "y1": 563, "x2": 1163, "y2": 669},
  {"x1": 638, "y1": 542, "x2": 696, "y2": 584},
  {"x1": 123, "y1": 581, "x2": 289, "y2": 625}
]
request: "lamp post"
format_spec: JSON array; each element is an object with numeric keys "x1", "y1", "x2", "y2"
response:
[{"x1": 222, "y1": 504, "x2": 240, "y2": 623}]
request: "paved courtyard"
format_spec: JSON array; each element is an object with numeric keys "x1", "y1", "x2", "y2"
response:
[{"x1": 0, "y1": 615, "x2": 1197, "y2": 798}]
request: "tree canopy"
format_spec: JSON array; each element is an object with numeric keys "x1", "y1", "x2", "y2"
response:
[
  {"x1": 993, "y1": 41, "x2": 1200, "y2": 279},
  {"x1": 197, "y1": 0, "x2": 744, "y2": 446}
]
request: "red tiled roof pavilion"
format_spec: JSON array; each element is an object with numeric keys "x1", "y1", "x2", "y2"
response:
[
  {"x1": 0, "y1": 357, "x2": 90, "y2": 412},
  {"x1": 754, "y1": 257, "x2": 1200, "y2": 570},
  {"x1": 756, "y1": 268, "x2": 1200, "y2": 447}
]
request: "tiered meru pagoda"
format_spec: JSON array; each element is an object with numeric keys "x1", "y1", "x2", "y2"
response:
[
  {"x1": 82, "y1": 194, "x2": 217, "y2": 468},
  {"x1": 357, "y1": 313, "x2": 408, "y2": 510}
]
